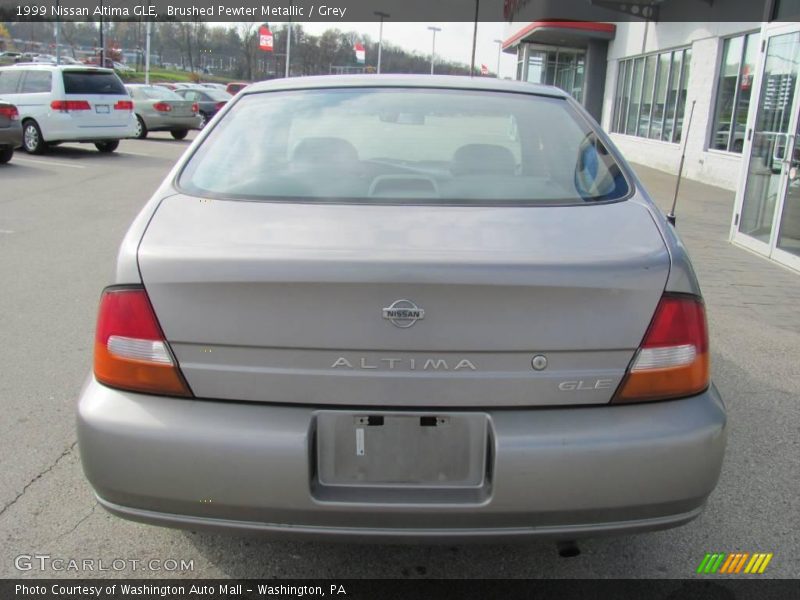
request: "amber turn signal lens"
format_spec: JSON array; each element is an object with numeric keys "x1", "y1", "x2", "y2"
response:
[
  {"x1": 613, "y1": 294, "x2": 709, "y2": 403},
  {"x1": 93, "y1": 287, "x2": 191, "y2": 397}
]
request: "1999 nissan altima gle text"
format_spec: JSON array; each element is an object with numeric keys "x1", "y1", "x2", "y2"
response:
[{"x1": 77, "y1": 75, "x2": 726, "y2": 543}]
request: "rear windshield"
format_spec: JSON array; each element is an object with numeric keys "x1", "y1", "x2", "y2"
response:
[
  {"x1": 179, "y1": 88, "x2": 630, "y2": 205},
  {"x1": 62, "y1": 71, "x2": 126, "y2": 95},
  {"x1": 204, "y1": 90, "x2": 233, "y2": 101},
  {"x1": 131, "y1": 86, "x2": 182, "y2": 100}
]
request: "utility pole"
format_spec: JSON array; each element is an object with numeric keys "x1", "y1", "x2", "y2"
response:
[
  {"x1": 285, "y1": 21, "x2": 292, "y2": 77},
  {"x1": 99, "y1": 0, "x2": 104, "y2": 66},
  {"x1": 494, "y1": 39, "x2": 503, "y2": 78},
  {"x1": 374, "y1": 11, "x2": 389, "y2": 74},
  {"x1": 470, "y1": 0, "x2": 479, "y2": 76},
  {"x1": 145, "y1": 19, "x2": 152, "y2": 84},
  {"x1": 428, "y1": 26, "x2": 441, "y2": 75},
  {"x1": 55, "y1": 0, "x2": 61, "y2": 64}
]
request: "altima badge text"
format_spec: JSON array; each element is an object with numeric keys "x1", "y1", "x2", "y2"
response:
[{"x1": 331, "y1": 357, "x2": 477, "y2": 371}]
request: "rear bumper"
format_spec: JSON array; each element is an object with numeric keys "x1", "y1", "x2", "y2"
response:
[
  {"x1": 77, "y1": 378, "x2": 726, "y2": 541},
  {"x1": 40, "y1": 114, "x2": 136, "y2": 142},
  {"x1": 142, "y1": 114, "x2": 201, "y2": 131}
]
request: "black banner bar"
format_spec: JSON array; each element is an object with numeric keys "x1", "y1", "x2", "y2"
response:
[
  {"x1": 2, "y1": 579, "x2": 800, "y2": 600},
  {"x1": 0, "y1": 0, "x2": 786, "y2": 23}
]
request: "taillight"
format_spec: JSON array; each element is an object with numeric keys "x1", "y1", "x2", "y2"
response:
[
  {"x1": 153, "y1": 102, "x2": 172, "y2": 112},
  {"x1": 94, "y1": 287, "x2": 191, "y2": 397},
  {"x1": 191, "y1": 102, "x2": 199, "y2": 113},
  {"x1": 215, "y1": 101, "x2": 226, "y2": 111},
  {"x1": 0, "y1": 105, "x2": 19, "y2": 120},
  {"x1": 114, "y1": 100, "x2": 133, "y2": 110},
  {"x1": 613, "y1": 294, "x2": 709, "y2": 403},
  {"x1": 51, "y1": 100, "x2": 91, "y2": 111}
]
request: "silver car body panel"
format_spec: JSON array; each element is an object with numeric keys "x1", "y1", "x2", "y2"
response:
[
  {"x1": 78, "y1": 377, "x2": 726, "y2": 539},
  {"x1": 138, "y1": 195, "x2": 670, "y2": 407}
]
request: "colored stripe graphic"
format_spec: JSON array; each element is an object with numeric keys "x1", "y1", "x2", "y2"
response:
[
  {"x1": 700, "y1": 552, "x2": 772, "y2": 574},
  {"x1": 719, "y1": 554, "x2": 736, "y2": 573}
]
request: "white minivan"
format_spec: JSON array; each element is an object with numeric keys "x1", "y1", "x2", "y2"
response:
[{"x1": 0, "y1": 64, "x2": 136, "y2": 154}]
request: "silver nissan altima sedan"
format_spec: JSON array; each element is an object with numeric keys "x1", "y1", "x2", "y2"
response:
[{"x1": 77, "y1": 75, "x2": 726, "y2": 544}]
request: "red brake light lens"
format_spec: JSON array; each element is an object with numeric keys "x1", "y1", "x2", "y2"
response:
[
  {"x1": 215, "y1": 101, "x2": 226, "y2": 111},
  {"x1": 0, "y1": 105, "x2": 19, "y2": 120},
  {"x1": 94, "y1": 287, "x2": 191, "y2": 397},
  {"x1": 114, "y1": 100, "x2": 133, "y2": 110},
  {"x1": 613, "y1": 294, "x2": 709, "y2": 403},
  {"x1": 191, "y1": 102, "x2": 199, "y2": 113},
  {"x1": 153, "y1": 102, "x2": 172, "y2": 112},
  {"x1": 51, "y1": 100, "x2": 91, "y2": 111}
]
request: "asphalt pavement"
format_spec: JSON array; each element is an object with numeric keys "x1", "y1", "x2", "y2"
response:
[{"x1": 0, "y1": 136, "x2": 797, "y2": 579}]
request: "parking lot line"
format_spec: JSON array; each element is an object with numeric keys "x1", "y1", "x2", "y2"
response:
[{"x1": 12, "y1": 157, "x2": 86, "y2": 169}]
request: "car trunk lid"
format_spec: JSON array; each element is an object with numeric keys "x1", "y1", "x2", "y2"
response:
[{"x1": 137, "y1": 195, "x2": 670, "y2": 407}]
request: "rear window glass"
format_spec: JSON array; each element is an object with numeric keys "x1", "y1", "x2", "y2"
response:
[
  {"x1": 179, "y1": 88, "x2": 630, "y2": 205},
  {"x1": 131, "y1": 86, "x2": 182, "y2": 100},
  {"x1": 0, "y1": 70, "x2": 22, "y2": 94},
  {"x1": 21, "y1": 71, "x2": 52, "y2": 93},
  {"x1": 62, "y1": 71, "x2": 126, "y2": 95},
  {"x1": 204, "y1": 90, "x2": 233, "y2": 101}
]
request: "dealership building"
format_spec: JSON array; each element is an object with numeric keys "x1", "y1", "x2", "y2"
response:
[{"x1": 504, "y1": 2, "x2": 800, "y2": 272}]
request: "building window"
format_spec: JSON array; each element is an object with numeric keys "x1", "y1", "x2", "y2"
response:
[
  {"x1": 710, "y1": 33, "x2": 758, "y2": 153},
  {"x1": 524, "y1": 46, "x2": 586, "y2": 103},
  {"x1": 612, "y1": 47, "x2": 692, "y2": 143}
]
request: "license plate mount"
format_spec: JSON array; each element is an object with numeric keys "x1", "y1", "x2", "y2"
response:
[
  {"x1": 95, "y1": 104, "x2": 110, "y2": 114},
  {"x1": 315, "y1": 411, "x2": 488, "y2": 488}
]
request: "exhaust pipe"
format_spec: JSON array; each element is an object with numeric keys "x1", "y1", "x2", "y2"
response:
[{"x1": 557, "y1": 541, "x2": 581, "y2": 558}]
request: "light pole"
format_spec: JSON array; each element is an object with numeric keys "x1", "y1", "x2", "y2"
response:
[
  {"x1": 470, "y1": 0, "x2": 479, "y2": 76},
  {"x1": 55, "y1": 0, "x2": 61, "y2": 65},
  {"x1": 493, "y1": 38, "x2": 503, "y2": 78},
  {"x1": 374, "y1": 11, "x2": 389, "y2": 74},
  {"x1": 145, "y1": 19, "x2": 151, "y2": 83},
  {"x1": 285, "y1": 8, "x2": 293, "y2": 78},
  {"x1": 428, "y1": 26, "x2": 441, "y2": 75}
]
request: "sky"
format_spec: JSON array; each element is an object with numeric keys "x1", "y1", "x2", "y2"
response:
[{"x1": 266, "y1": 21, "x2": 519, "y2": 78}]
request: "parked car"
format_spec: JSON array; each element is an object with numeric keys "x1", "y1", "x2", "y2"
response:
[
  {"x1": 126, "y1": 84, "x2": 201, "y2": 139},
  {"x1": 0, "y1": 100, "x2": 23, "y2": 163},
  {"x1": 0, "y1": 51, "x2": 23, "y2": 61},
  {"x1": 225, "y1": 81, "x2": 248, "y2": 95},
  {"x1": 173, "y1": 87, "x2": 231, "y2": 128},
  {"x1": 78, "y1": 75, "x2": 726, "y2": 543},
  {"x1": 200, "y1": 83, "x2": 227, "y2": 91},
  {"x1": 0, "y1": 64, "x2": 136, "y2": 153},
  {"x1": 83, "y1": 57, "x2": 116, "y2": 69},
  {"x1": 113, "y1": 61, "x2": 135, "y2": 73}
]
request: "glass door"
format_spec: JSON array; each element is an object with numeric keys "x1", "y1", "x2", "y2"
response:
[{"x1": 734, "y1": 28, "x2": 800, "y2": 256}]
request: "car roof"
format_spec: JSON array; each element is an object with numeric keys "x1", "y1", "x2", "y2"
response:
[
  {"x1": 242, "y1": 74, "x2": 567, "y2": 98},
  {"x1": 0, "y1": 64, "x2": 116, "y2": 73}
]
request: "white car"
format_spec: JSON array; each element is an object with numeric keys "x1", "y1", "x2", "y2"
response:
[{"x1": 0, "y1": 64, "x2": 136, "y2": 153}]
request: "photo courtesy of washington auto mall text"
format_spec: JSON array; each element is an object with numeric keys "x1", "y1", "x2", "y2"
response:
[{"x1": 1, "y1": 0, "x2": 799, "y2": 598}]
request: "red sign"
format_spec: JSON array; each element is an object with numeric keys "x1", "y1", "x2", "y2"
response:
[{"x1": 258, "y1": 25, "x2": 273, "y2": 52}]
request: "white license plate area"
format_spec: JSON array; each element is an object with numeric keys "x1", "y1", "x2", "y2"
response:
[
  {"x1": 95, "y1": 104, "x2": 110, "y2": 113},
  {"x1": 315, "y1": 412, "x2": 488, "y2": 488}
]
